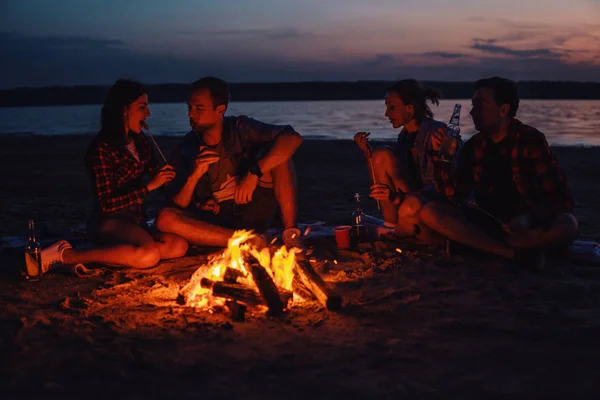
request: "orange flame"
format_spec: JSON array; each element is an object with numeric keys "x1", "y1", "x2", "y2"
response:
[{"x1": 180, "y1": 230, "x2": 296, "y2": 309}]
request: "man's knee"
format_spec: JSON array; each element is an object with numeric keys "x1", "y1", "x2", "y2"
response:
[
  {"x1": 156, "y1": 207, "x2": 184, "y2": 232},
  {"x1": 398, "y1": 194, "x2": 426, "y2": 217},
  {"x1": 556, "y1": 212, "x2": 579, "y2": 244}
]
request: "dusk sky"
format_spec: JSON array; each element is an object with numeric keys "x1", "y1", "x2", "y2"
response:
[{"x1": 1, "y1": 0, "x2": 599, "y2": 88}]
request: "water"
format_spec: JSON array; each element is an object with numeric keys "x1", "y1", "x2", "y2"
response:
[{"x1": 1, "y1": 99, "x2": 599, "y2": 146}]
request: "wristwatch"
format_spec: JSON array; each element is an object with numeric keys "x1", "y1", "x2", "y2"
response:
[{"x1": 249, "y1": 163, "x2": 263, "y2": 178}]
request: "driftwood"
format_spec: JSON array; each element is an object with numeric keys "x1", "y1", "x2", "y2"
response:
[
  {"x1": 201, "y1": 276, "x2": 293, "y2": 309},
  {"x1": 292, "y1": 274, "x2": 317, "y2": 301},
  {"x1": 201, "y1": 278, "x2": 263, "y2": 306},
  {"x1": 223, "y1": 267, "x2": 246, "y2": 283},
  {"x1": 225, "y1": 300, "x2": 247, "y2": 322},
  {"x1": 295, "y1": 259, "x2": 343, "y2": 310},
  {"x1": 245, "y1": 254, "x2": 285, "y2": 316}
]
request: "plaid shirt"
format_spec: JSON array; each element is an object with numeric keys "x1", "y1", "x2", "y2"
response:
[
  {"x1": 86, "y1": 133, "x2": 159, "y2": 213},
  {"x1": 434, "y1": 118, "x2": 574, "y2": 221}
]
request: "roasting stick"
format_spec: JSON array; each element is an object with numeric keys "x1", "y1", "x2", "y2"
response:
[
  {"x1": 365, "y1": 138, "x2": 381, "y2": 210},
  {"x1": 467, "y1": 200, "x2": 504, "y2": 226},
  {"x1": 141, "y1": 121, "x2": 168, "y2": 165}
]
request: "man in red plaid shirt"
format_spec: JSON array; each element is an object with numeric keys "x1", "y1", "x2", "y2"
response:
[{"x1": 419, "y1": 77, "x2": 578, "y2": 268}]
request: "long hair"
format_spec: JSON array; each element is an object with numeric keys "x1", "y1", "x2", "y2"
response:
[
  {"x1": 388, "y1": 79, "x2": 442, "y2": 124},
  {"x1": 98, "y1": 79, "x2": 147, "y2": 147}
]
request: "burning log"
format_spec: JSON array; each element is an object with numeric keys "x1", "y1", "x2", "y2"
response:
[
  {"x1": 246, "y1": 254, "x2": 285, "y2": 316},
  {"x1": 295, "y1": 259, "x2": 343, "y2": 310},
  {"x1": 292, "y1": 274, "x2": 317, "y2": 301},
  {"x1": 225, "y1": 300, "x2": 247, "y2": 322},
  {"x1": 200, "y1": 278, "x2": 263, "y2": 306},
  {"x1": 201, "y1": 277, "x2": 293, "y2": 309},
  {"x1": 223, "y1": 267, "x2": 245, "y2": 283}
]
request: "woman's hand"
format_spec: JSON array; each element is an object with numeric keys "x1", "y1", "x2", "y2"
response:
[
  {"x1": 146, "y1": 165, "x2": 176, "y2": 192},
  {"x1": 354, "y1": 132, "x2": 373, "y2": 157}
]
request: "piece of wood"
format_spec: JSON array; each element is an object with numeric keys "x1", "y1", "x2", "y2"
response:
[
  {"x1": 245, "y1": 254, "x2": 285, "y2": 316},
  {"x1": 201, "y1": 278, "x2": 263, "y2": 306},
  {"x1": 225, "y1": 300, "x2": 246, "y2": 322},
  {"x1": 201, "y1": 278, "x2": 292, "y2": 309},
  {"x1": 292, "y1": 274, "x2": 317, "y2": 301},
  {"x1": 295, "y1": 259, "x2": 343, "y2": 310},
  {"x1": 223, "y1": 267, "x2": 246, "y2": 283}
]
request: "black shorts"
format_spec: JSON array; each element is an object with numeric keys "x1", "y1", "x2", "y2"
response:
[
  {"x1": 87, "y1": 207, "x2": 150, "y2": 242},
  {"x1": 189, "y1": 186, "x2": 277, "y2": 233}
]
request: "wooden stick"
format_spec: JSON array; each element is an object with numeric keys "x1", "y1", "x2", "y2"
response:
[
  {"x1": 223, "y1": 267, "x2": 246, "y2": 283},
  {"x1": 295, "y1": 259, "x2": 343, "y2": 310},
  {"x1": 201, "y1": 278, "x2": 292, "y2": 308},
  {"x1": 245, "y1": 254, "x2": 285, "y2": 316},
  {"x1": 368, "y1": 155, "x2": 381, "y2": 210},
  {"x1": 140, "y1": 121, "x2": 168, "y2": 165},
  {"x1": 201, "y1": 278, "x2": 263, "y2": 306}
]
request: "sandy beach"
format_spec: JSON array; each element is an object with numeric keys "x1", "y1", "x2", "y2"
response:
[{"x1": 1, "y1": 135, "x2": 600, "y2": 398}]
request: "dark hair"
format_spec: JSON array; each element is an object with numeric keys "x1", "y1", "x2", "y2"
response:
[
  {"x1": 190, "y1": 76, "x2": 230, "y2": 108},
  {"x1": 387, "y1": 79, "x2": 442, "y2": 123},
  {"x1": 98, "y1": 79, "x2": 147, "y2": 147},
  {"x1": 475, "y1": 77, "x2": 520, "y2": 118}
]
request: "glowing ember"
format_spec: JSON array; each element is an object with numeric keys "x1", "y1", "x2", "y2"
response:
[
  {"x1": 396, "y1": 248, "x2": 402, "y2": 254},
  {"x1": 180, "y1": 230, "x2": 297, "y2": 309}
]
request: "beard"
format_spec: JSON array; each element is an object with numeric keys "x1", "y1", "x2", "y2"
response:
[{"x1": 190, "y1": 119, "x2": 215, "y2": 133}]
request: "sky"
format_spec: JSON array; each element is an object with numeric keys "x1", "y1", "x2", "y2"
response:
[{"x1": 1, "y1": 0, "x2": 599, "y2": 88}]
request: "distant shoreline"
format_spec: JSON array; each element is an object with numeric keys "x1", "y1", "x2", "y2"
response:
[{"x1": 2, "y1": 80, "x2": 600, "y2": 107}]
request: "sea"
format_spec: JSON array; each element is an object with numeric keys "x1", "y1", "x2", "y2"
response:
[{"x1": 1, "y1": 99, "x2": 599, "y2": 146}]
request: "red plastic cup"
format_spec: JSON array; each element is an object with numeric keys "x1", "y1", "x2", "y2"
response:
[{"x1": 333, "y1": 225, "x2": 352, "y2": 249}]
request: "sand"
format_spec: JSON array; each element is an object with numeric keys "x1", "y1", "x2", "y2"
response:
[{"x1": 1, "y1": 134, "x2": 600, "y2": 398}]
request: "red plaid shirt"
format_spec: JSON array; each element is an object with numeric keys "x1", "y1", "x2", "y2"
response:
[
  {"x1": 434, "y1": 118, "x2": 574, "y2": 221},
  {"x1": 86, "y1": 133, "x2": 159, "y2": 213}
]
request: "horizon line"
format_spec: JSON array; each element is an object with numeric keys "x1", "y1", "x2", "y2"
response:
[{"x1": 2, "y1": 79, "x2": 600, "y2": 91}]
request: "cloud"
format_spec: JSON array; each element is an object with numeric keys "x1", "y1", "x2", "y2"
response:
[
  {"x1": 421, "y1": 51, "x2": 469, "y2": 59},
  {"x1": 359, "y1": 53, "x2": 397, "y2": 67},
  {"x1": 471, "y1": 38, "x2": 559, "y2": 58},
  {"x1": 0, "y1": 30, "x2": 599, "y2": 89}
]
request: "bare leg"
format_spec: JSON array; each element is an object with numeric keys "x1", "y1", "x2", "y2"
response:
[
  {"x1": 61, "y1": 219, "x2": 183, "y2": 269},
  {"x1": 507, "y1": 212, "x2": 578, "y2": 249},
  {"x1": 395, "y1": 194, "x2": 423, "y2": 237},
  {"x1": 156, "y1": 207, "x2": 234, "y2": 247},
  {"x1": 420, "y1": 202, "x2": 515, "y2": 258},
  {"x1": 153, "y1": 232, "x2": 189, "y2": 259},
  {"x1": 371, "y1": 147, "x2": 411, "y2": 225},
  {"x1": 271, "y1": 159, "x2": 298, "y2": 230},
  {"x1": 393, "y1": 194, "x2": 445, "y2": 243}
]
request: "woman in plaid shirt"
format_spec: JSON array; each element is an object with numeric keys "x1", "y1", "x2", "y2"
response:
[{"x1": 40, "y1": 80, "x2": 188, "y2": 271}]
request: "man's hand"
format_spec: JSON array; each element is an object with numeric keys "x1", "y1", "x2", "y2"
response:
[
  {"x1": 235, "y1": 172, "x2": 259, "y2": 204},
  {"x1": 354, "y1": 132, "x2": 373, "y2": 158},
  {"x1": 146, "y1": 165, "x2": 176, "y2": 192},
  {"x1": 502, "y1": 213, "x2": 532, "y2": 236},
  {"x1": 192, "y1": 146, "x2": 220, "y2": 179},
  {"x1": 431, "y1": 125, "x2": 448, "y2": 152},
  {"x1": 198, "y1": 198, "x2": 220, "y2": 215}
]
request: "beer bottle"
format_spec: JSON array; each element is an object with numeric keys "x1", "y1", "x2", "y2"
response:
[{"x1": 24, "y1": 219, "x2": 42, "y2": 280}]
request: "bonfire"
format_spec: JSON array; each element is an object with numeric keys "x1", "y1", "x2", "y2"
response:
[{"x1": 178, "y1": 230, "x2": 342, "y2": 319}]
